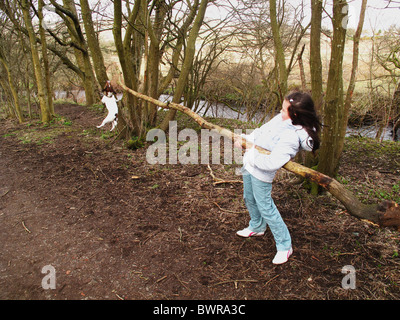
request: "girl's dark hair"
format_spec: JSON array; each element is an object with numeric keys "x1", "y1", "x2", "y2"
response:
[{"x1": 285, "y1": 91, "x2": 321, "y2": 152}]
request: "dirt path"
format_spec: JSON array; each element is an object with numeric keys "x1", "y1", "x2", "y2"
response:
[{"x1": 0, "y1": 103, "x2": 399, "y2": 300}]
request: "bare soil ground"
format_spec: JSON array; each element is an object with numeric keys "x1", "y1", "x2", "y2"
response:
[{"x1": 0, "y1": 103, "x2": 399, "y2": 300}]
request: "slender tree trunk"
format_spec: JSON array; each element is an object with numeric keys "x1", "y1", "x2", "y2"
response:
[
  {"x1": 57, "y1": 0, "x2": 97, "y2": 106},
  {"x1": 146, "y1": 0, "x2": 168, "y2": 127},
  {"x1": 336, "y1": 0, "x2": 368, "y2": 158},
  {"x1": 159, "y1": 0, "x2": 209, "y2": 131},
  {"x1": 392, "y1": 82, "x2": 400, "y2": 141},
  {"x1": 113, "y1": 0, "x2": 142, "y2": 137},
  {"x1": 38, "y1": 0, "x2": 54, "y2": 116},
  {"x1": 20, "y1": 0, "x2": 51, "y2": 123},
  {"x1": 158, "y1": 41, "x2": 183, "y2": 96},
  {"x1": 310, "y1": 0, "x2": 323, "y2": 111},
  {"x1": 120, "y1": 84, "x2": 400, "y2": 231},
  {"x1": 307, "y1": 0, "x2": 324, "y2": 194},
  {"x1": 317, "y1": 0, "x2": 348, "y2": 178},
  {"x1": 0, "y1": 52, "x2": 23, "y2": 123},
  {"x1": 80, "y1": 0, "x2": 108, "y2": 88},
  {"x1": 269, "y1": 0, "x2": 287, "y2": 102},
  {"x1": 297, "y1": 44, "x2": 306, "y2": 90},
  {"x1": 0, "y1": 79, "x2": 21, "y2": 121}
]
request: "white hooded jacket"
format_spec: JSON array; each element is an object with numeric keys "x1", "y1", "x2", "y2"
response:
[{"x1": 242, "y1": 113, "x2": 314, "y2": 183}]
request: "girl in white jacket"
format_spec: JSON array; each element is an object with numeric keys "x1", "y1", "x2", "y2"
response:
[{"x1": 235, "y1": 91, "x2": 321, "y2": 264}]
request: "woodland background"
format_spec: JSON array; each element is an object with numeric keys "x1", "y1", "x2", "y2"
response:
[{"x1": 0, "y1": 0, "x2": 400, "y2": 301}]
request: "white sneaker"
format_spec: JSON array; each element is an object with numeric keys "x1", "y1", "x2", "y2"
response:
[
  {"x1": 272, "y1": 247, "x2": 293, "y2": 264},
  {"x1": 236, "y1": 228, "x2": 265, "y2": 238}
]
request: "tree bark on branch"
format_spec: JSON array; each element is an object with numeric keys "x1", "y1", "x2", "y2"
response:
[{"x1": 119, "y1": 82, "x2": 400, "y2": 231}]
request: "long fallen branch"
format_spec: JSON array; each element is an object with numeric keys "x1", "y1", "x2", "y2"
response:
[{"x1": 119, "y1": 82, "x2": 400, "y2": 231}]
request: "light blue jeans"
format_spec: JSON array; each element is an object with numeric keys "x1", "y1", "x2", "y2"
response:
[{"x1": 242, "y1": 170, "x2": 292, "y2": 251}]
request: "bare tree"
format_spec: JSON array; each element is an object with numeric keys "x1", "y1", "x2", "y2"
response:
[
  {"x1": 0, "y1": 12, "x2": 24, "y2": 123},
  {"x1": 80, "y1": 0, "x2": 108, "y2": 89},
  {"x1": 38, "y1": 0, "x2": 54, "y2": 116},
  {"x1": 374, "y1": 26, "x2": 400, "y2": 141},
  {"x1": 0, "y1": 45, "x2": 23, "y2": 123},
  {"x1": 47, "y1": 0, "x2": 98, "y2": 106},
  {"x1": 213, "y1": 0, "x2": 310, "y2": 119},
  {"x1": 317, "y1": 0, "x2": 348, "y2": 178},
  {"x1": 310, "y1": 0, "x2": 323, "y2": 110},
  {"x1": 269, "y1": 0, "x2": 287, "y2": 99},
  {"x1": 159, "y1": 0, "x2": 210, "y2": 131},
  {"x1": 335, "y1": 0, "x2": 368, "y2": 160},
  {"x1": 183, "y1": 11, "x2": 235, "y2": 113},
  {"x1": 20, "y1": 0, "x2": 52, "y2": 122}
]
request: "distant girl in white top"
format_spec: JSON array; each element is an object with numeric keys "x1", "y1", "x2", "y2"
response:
[{"x1": 234, "y1": 91, "x2": 321, "y2": 264}]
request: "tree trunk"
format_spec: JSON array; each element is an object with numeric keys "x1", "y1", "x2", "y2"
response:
[
  {"x1": 53, "y1": 0, "x2": 97, "y2": 106},
  {"x1": 159, "y1": 0, "x2": 209, "y2": 131},
  {"x1": 80, "y1": 0, "x2": 108, "y2": 89},
  {"x1": 336, "y1": 0, "x2": 368, "y2": 158},
  {"x1": 146, "y1": 0, "x2": 168, "y2": 127},
  {"x1": 0, "y1": 78, "x2": 22, "y2": 122},
  {"x1": 20, "y1": 0, "x2": 51, "y2": 123},
  {"x1": 38, "y1": 0, "x2": 55, "y2": 116},
  {"x1": 392, "y1": 82, "x2": 400, "y2": 141},
  {"x1": 306, "y1": 0, "x2": 324, "y2": 193},
  {"x1": 310, "y1": 0, "x2": 323, "y2": 111},
  {"x1": 297, "y1": 44, "x2": 306, "y2": 90},
  {"x1": 113, "y1": 0, "x2": 142, "y2": 138},
  {"x1": 0, "y1": 51, "x2": 23, "y2": 123},
  {"x1": 119, "y1": 83, "x2": 400, "y2": 231},
  {"x1": 269, "y1": 0, "x2": 287, "y2": 102},
  {"x1": 317, "y1": 0, "x2": 348, "y2": 178}
]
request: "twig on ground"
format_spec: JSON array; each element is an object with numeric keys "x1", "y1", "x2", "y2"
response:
[
  {"x1": 263, "y1": 274, "x2": 280, "y2": 287},
  {"x1": 22, "y1": 221, "x2": 31, "y2": 234},
  {"x1": 207, "y1": 165, "x2": 242, "y2": 186},
  {"x1": 1, "y1": 189, "x2": 10, "y2": 197},
  {"x1": 209, "y1": 279, "x2": 258, "y2": 288},
  {"x1": 213, "y1": 201, "x2": 245, "y2": 214}
]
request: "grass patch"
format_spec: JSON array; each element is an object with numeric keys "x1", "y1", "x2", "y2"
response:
[
  {"x1": 3, "y1": 117, "x2": 75, "y2": 145},
  {"x1": 340, "y1": 136, "x2": 400, "y2": 204}
]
